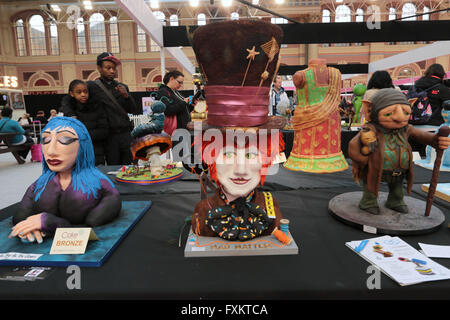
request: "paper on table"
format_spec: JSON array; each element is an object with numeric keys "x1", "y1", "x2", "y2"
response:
[
  {"x1": 347, "y1": 236, "x2": 450, "y2": 286},
  {"x1": 419, "y1": 243, "x2": 450, "y2": 258}
]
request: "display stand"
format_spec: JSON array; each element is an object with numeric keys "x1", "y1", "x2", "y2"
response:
[
  {"x1": 184, "y1": 228, "x2": 298, "y2": 258},
  {"x1": 328, "y1": 192, "x2": 445, "y2": 235}
]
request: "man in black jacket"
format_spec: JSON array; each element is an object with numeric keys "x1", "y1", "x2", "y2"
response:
[
  {"x1": 89, "y1": 52, "x2": 139, "y2": 165},
  {"x1": 414, "y1": 63, "x2": 450, "y2": 126}
]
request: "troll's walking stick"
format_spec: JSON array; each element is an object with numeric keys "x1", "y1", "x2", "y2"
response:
[{"x1": 425, "y1": 126, "x2": 450, "y2": 216}]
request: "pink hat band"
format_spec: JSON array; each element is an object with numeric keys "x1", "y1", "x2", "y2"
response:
[{"x1": 205, "y1": 85, "x2": 269, "y2": 127}]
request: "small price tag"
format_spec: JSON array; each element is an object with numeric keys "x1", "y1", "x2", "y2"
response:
[{"x1": 363, "y1": 225, "x2": 377, "y2": 234}]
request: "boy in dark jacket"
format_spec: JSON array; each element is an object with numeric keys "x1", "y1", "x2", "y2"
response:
[{"x1": 61, "y1": 80, "x2": 109, "y2": 165}]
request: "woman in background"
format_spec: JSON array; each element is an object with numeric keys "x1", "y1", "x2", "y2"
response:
[{"x1": 157, "y1": 70, "x2": 197, "y2": 131}]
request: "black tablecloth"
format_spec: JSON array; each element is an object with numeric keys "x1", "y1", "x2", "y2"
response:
[
  {"x1": 2, "y1": 141, "x2": 449, "y2": 300},
  {"x1": 0, "y1": 185, "x2": 449, "y2": 300}
]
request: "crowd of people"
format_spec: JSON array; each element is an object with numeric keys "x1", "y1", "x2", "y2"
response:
[{"x1": 0, "y1": 55, "x2": 449, "y2": 166}]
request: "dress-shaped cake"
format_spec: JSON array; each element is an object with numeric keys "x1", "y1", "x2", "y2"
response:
[{"x1": 284, "y1": 59, "x2": 348, "y2": 173}]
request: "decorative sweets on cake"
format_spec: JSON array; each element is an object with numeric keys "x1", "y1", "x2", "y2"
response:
[
  {"x1": 284, "y1": 59, "x2": 349, "y2": 173},
  {"x1": 9, "y1": 117, "x2": 121, "y2": 243}
]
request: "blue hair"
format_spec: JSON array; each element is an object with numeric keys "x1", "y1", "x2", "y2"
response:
[{"x1": 34, "y1": 117, "x2": 115, "y2": 201}]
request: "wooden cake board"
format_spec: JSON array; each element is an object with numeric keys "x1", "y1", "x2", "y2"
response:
[
  {"x1": 184, "y1": 229, "x2": 299, "y2": 258},
  {"x1": 328, "y1": 192, "x2": 445, "y2": 236}
]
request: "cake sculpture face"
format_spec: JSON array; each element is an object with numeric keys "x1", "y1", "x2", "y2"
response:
[
  {"x1": 284, "y1": 59, "x2": 349, "y2": 173},
  {"x1": 117, "y1": 100, "x2": 183, "y2": 184},
  {"x1": 10, "y1": 117, "x2": 121, "y2": 243},
  {"x1": 348, "y1": 88, "x2": 450, "y2": 215},
  {"x1": 188, "y1": 20, "x2": 287, "y2": 242}
]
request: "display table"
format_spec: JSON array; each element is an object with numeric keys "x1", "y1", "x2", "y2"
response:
[{"x1": 0, "y1": 160, "x2": 449, "y2": 300}]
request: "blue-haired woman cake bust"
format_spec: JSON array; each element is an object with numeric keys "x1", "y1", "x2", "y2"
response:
[{"x1": 9, "y1": 117, "x2": 121, "y2": 243}]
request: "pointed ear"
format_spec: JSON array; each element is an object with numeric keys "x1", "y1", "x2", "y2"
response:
[
  {"x1": 362, "y1": 100, "x2": 372, "y2": 122},
  {"x1": 408, "y1": 98, "x2": 418, "y2": 107}
]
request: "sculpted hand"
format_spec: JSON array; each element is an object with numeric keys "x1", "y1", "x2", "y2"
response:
[
  {"x1": 17, "y1": 231, "x2": 45, "y2": 243},
  {"x1": 438, "y1": 136, "x2": 450, "y2": 150},
  {"x1": 9, "y1": 213, "x2": 43, "y2": 242}
]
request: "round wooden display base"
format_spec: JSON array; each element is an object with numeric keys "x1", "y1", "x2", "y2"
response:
[{"x1": 328, "y1": 192, "x2": 445, "y2": 235}]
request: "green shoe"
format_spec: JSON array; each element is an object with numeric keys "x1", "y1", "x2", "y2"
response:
[
  {"x1": 359, "y1": 204, "x2": 380, "y2": 215},
  {"x1": 386, "y1": 204, "x2": 409, "y2": 214}
]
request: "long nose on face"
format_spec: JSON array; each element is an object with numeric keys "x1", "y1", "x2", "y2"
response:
[
  {"x1": 45, "y1": 136, "x2": 58, "y2": 157},
  {"x1": 391, "y1": 106, "x2": 405, "y2": 122},
  {"x1": 234, "y1": 152, "x2": 248, "y2": 176}
]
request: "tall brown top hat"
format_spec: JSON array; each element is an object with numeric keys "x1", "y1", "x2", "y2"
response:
[{"x1": 190, "y1": 20, "x2": 286, "y2": 130}]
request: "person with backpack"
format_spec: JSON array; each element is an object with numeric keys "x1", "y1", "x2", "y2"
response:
[
  {"x1": 87, "y1": 52, "x2": 139, "y2": 165},
  {"x1": 411, "y1": 64, "x2": 450, "y2": 126}
]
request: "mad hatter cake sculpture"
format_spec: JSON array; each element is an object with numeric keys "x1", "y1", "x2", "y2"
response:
[
  {"x1": 329, "y1": 88, "x2": 450, "y2": 235},
  {"x1": 284, "y1": 59, "x2": 348, "y2": 173},
  {"x1": 184, "y1": 20, "x2": 298, "y2": 257}
]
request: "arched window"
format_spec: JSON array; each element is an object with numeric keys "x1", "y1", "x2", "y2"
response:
[
  {"x1": 197, "y1": 13, "x2": 206, "y2": 26},
  {"x1": 76, "y1": 18, "x2": 87, "y2": 54},
  {"x1": 89, "y1": 13, "x2": 107, "y2": 53},
  {"x1": 150, "y1": 38, "x2": 160, "y2": 52},
  {"x1": 49, "y1": 22, "x2": 59, "y2": 55},
  {"x1": 322, "y1": 9, "x2": 331, "y2": 23},
  {"x1": 356, "y1": 8, "x2": 364, "y2": 22},
  {"x1": 402, "y1": 3, "x2": 417, "y2": 21},
  {"x1": 335, "y1": 5, "x2": 351, "y2": 22},
  {"x1": 136, "y1": 25, "x2": 147, "y2": 52},
  {"x1": 109, "y1": 16, "x2": 120, "y2": 53},
  {"x1": 231, "y1": 12, "x2": 239, "y2": 20},
  {"x1": 423, "y1": 6, "x2": 430, "y2": 20},
  {"x1": 154, "y1": 11, "x2": 166, "y2": 25},
  {"x1": 15, "y1": 19, "x2": 26, "y2": 56},
  {"x1": 170, "y1": 14, "x2": 179, "y2": 26},
  {"x1": 29, "y1": 15, "x2": 46, "y2": 56},
  {"x1": 398, "y1": 67, "x2": 416, "y2": 79},
  {"x1": 389, "y1": 7, "x2": 396, "y2": 20}
]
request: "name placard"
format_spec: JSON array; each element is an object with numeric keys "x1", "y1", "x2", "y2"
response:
[{"x1": 50, "y1": 228, "x2": 98, "y2": 255}]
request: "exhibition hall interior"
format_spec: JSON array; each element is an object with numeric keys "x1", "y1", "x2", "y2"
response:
[{"x1": 0, "y1": 0, "x2": 449, "y2": 303}]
